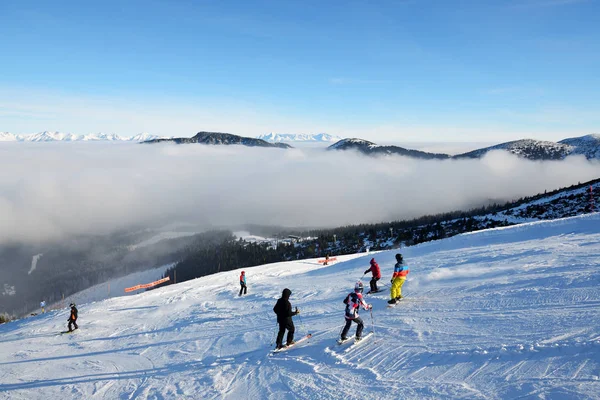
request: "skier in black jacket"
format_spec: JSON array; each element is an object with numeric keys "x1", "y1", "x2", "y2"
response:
[
  {"x1": 67, "y1": 303, "x2": 78, "y2": 332},
  {"x1": 273, "y1": 288, "x2": 299, "y2": 349}
]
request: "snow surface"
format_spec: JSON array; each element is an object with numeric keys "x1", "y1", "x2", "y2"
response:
[
  {"x1": 45, "y1": 264, "x2": 175, "y2": 314},
  {"x1": 1, "y1": 214, "x2": 599, "y2": 399}
]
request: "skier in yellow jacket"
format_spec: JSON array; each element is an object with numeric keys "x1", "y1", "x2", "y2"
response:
[{"x1": 388, "y1": 253, "x2": 410, "y2": 305}]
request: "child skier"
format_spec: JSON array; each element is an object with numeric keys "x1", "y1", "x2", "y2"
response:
[
  {"x1": 273, "y1": 288, "x2": 300, "y2": 349},
  {"x1": 364, "y1": 258, "x2": 381, "y2": 293},
  {"x1": 340, "y1": 281, "x2": 372, "y2": 341},
  {"x1": 388, "y1": 253, "x2": 410, "y2": 304},
  {"x1": 239, "y1": 271, "x2": 247, "y2": 296},
  {"x1": 67, "y1": 303, "x2": 78, "y2": 332}
]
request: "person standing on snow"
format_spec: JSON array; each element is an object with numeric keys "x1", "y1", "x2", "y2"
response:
[
  {"x1": 40, "y1": 300, "x2": 46, "y2": 313},
  {"x1": 273, "y1": 288, "x2": 300, "y2": 349},
  {"x1": 389, "y1": 253, "x2": 410, "y2": 304},
  {"x1": 341, "y1": 281, "x2": 372, "y2": 341},
  {"x1": 67, "y1": 303, "x2": 78, "y2": 332},
  {"x1": 239, "y1": 271, "x2": 247, "y2": 296},
  {"x1": 364, "y1": 258, "x2": 381, "y2": 293}
]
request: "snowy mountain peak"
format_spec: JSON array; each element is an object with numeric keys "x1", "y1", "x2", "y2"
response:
[
  {"x1": 328, "y1": 138, "x2": 377, "y2": 150},
  {"x1": 127, "y1": 132, "x2": 163, "y2": 142},
  {"x1": 558, "y1": 134, "x2": 600, "y2": 159},
  {"x1": 0, "y1": 131, "x2": 167, "y2": 142},
  {"x1": 0, "y1": 132, "x2": 23, "y2": 141},
  {"x1": 258, "y1": 132, "x2": 343, "y2": 143}
]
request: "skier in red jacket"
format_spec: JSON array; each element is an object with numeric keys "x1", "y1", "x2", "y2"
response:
[{"x1": 364, "y1": 258, "x2": 381, "y2": 294}]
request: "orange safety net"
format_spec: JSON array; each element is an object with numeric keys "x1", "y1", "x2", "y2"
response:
[{"x1": 124, "y1": 276, "x2": 171, "y2": 293}]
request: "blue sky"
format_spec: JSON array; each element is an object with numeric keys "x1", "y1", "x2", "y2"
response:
[{"x1": 1, "y1": 0, "x2": 599, "y2": 142}]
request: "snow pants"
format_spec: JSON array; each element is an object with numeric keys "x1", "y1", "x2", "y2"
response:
[
  {"x1": 68, "y1": 319, "x2": 78, "y2": 331},
  {"x1": 276, "y1": 319, "x2": 295, "y2": 347},
  {"x1": 341, "y1": 316, "x2": 364, "y2": 339},
  {"x1": 390, "y1": 277, "x2": 405, "y2": 299},
  {"x1": 369, "y1": 277, "x2": 380, "y2": 292},
  {"x1": 239, "y1": 283, "x2": 247, "y2": 296}
]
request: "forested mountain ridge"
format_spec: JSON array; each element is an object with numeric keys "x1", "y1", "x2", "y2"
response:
[{"x1": 146, "y1": 131, "x2": 292, "y2": 148}]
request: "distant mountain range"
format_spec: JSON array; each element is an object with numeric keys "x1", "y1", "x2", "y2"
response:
[
  {"x1": 257, "y1": 132, "x2": 342, "y2": 143},
  {"x1": 328, "y1": 134, "x2": 600, "y2": 161},
  {"x1": 3, "y1": 130, "x2": 599, "y2": 161},
  {"x1": 0, "y1": 131, "x2": 165, "y2": 142},
  {"x1": 145, "y1": 131, "x2": 292, "y2": 148}
]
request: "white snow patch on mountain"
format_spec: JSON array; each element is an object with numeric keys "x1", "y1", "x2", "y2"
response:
[
  {"x1": 1, "y1": 214, "x2": 599, "y2": 399},
  {"x1": 258, "y1": 132, "x2": 342, "y2": 143},
  {"x1": 2, "y1": 284, "x2": 16, "y2": 296},
  {"x1": 127, "y1": 231, "x2": 198, "y2": 251},
  {"x1": 27, "y1": 254, "x2": 43, "y2": 275}
]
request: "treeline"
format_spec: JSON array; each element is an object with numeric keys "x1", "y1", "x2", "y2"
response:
[
  {"x1": 159, "y1": 230, "x2": 296, "y2": 286},
  {"x1": 161, "y1": 178, "x2": 599, "y2": 288}
]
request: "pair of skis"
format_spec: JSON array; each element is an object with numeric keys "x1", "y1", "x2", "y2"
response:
[
  {"x1": 270, "y1": 333, "x2": 313, "y2": 354},
  {"x1": 336, "y1": 331, "x2": 374, "y2": 349},
  {"x1": 270, "y1": 331, "x2": 374, "y2": 354}
]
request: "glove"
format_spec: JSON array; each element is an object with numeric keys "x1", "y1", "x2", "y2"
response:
[
  {"x1": 368, "y1": 305, "x2": 373, "y2": 310},
  {"x1": 364, "y1": 270, "x2": 369, "y2": 275},
  {"x1": 390, "y1": 278, "x2": 394, "y2": 283},
  {"x1": 295, "y1": 307, "x2": 300, "y2": 314}
]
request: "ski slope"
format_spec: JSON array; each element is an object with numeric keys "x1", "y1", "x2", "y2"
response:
[{"x1": 1, "y1": 214, "x2": 599, "y2": 399}]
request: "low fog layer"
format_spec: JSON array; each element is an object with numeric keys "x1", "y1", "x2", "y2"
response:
[{"x1": 1, "y1": 142, "x2": 598, "y2": 245}]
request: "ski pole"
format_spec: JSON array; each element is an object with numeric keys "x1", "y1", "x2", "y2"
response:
[
  {"x1": 270, "y1": 324, "x2": 278, "y2": 346},
  {"x1": 296, "y1": 308, "x2": 308, "y2": 335},
  {"x1": 370, "y1": 308, "x2": 376, "y2": 338}
]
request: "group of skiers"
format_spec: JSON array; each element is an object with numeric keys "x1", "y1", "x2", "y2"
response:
[
  {"x1": 59, "y1": 254, "x2": 407, "y2": 342},
  {"x1": 271, "y1": 253, "x2": 409, "y2": 349}
]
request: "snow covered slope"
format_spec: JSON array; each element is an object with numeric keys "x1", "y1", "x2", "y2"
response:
[{"x1": 1, "y1": 214, "x2": 599, "y2": 399}]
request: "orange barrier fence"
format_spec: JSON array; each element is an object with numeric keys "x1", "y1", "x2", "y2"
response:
[
  {"x1": 317, "y1": 257, "x2": 337, "y2": 264},
  {"x1": 125, "y1": 277, "x2": 170, "y2": 293}
]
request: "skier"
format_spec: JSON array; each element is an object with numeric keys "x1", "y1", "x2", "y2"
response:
[
  {"x1": 340, "y1": 281, "x2": 372, "y2": 341},
  {"x1": 40, "y1": 300, "x2": 46, "y2": 313},
  {"x1": 239, "y1": 271, "x2": 247, "y2": 296},
  {"x1": 67, "y1": 303, "x2": 78, "y2": 332},
  {"x1": 364, "y1": 258, "x2": 381, "y2": 293},
  {"x1": 388, "y1": 253, "x2": 410, "y2": 305},
  {"x1": 324, "y1": 254, "x2": 330, "y2": 266},
  {"x1": 273, "y1": 288, "x2": 300, "y2": 349}
]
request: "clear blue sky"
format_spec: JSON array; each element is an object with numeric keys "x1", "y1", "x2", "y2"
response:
[{"x1": 1, "y1": 0, "x2": 599, "y2": 142}]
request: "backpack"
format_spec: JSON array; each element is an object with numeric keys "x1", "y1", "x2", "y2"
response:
[{"x1": 344, "y1": 293, "x2": 359, "y2": 318}]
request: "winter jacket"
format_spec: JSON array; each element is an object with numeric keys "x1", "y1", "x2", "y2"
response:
[
  {"x1": 392, "y1": 262, "x2": 410, "y2": 279},
  {"x1": 240, "y1": 273, "x2": 246, "y2": 285},
  {"x1": 273, "y1": 288, "x2": 298, "y2": 323},
  {"x1": 343, "y1": 292, "x2": 370, "y2": 320},
  {"x1": 70, "y1": 306, "x2": 78, "y2": 321},
  {"x1": 364, "y1": 258, "x2": 381, "y2": 279}
]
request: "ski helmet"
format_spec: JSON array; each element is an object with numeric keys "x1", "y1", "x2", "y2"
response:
[
  {"x1": 241, "y1": 271, "x2": 245, "y2": 275},
  {"x1": 395, "y1": 253, "x2": 403, "y2": 263},
  {"x1": 354, "y1": 281, "x2": 364, "y2": 293},
  {"x1": 69, "y1": 303, "x2": 75, "y2": 307}
]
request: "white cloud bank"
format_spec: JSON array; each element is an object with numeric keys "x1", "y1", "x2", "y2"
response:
[{"x1": 0, "y1": 142, "x2": 598, "y2": 245}]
